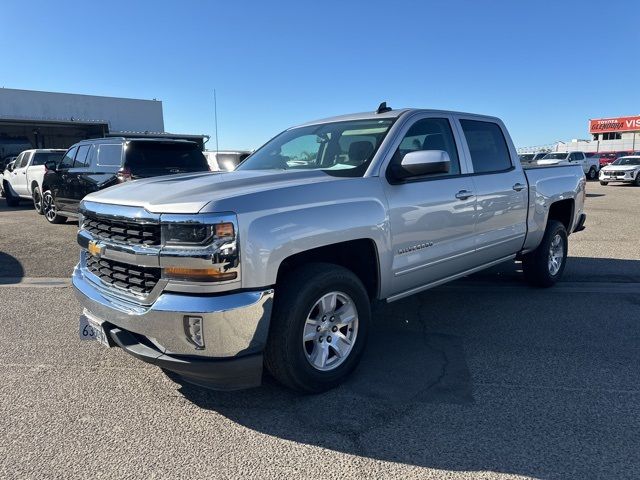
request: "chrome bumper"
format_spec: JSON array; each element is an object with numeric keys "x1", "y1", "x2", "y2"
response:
[{"x1": 73, "y1": 265, "x2": 274, "y2": 358}]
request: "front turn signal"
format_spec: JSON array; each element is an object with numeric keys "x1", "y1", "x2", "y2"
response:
[{"x1": 164, "y1": 266, "x2": 237, "y2": 282}]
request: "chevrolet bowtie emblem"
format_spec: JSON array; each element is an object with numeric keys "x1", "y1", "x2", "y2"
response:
[{"x1": 88, "y1": 241, "x2": 104, "y2": 257}]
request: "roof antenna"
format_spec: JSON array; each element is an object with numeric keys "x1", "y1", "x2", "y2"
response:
[
  {"x1": 213, "y1": 89, "x2": 219, "y2": 153},
  {"x1": 376, "y1": 101, "x2": 392, "y2": 114}
]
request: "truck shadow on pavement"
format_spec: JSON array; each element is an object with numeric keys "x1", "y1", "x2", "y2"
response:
[
  {"x1": 169, "y1": 256, "x2": 640, "y2": 479},
  {"x1": 0, "y1": 251, "x2": 24, "y2": 284}
]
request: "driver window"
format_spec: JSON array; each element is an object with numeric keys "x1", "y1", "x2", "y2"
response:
[
  {"x1": 392, "y1": 118, "x2": 461, "y2": 176},
  {"x1": 280, "y1": 135, "x2": 323, "y2": 167},
  {"x1": 59, "y1": 147, "x2": 77, "y2": 169}
]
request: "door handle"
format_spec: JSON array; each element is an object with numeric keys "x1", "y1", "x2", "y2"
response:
[
  {"x1": 512, "y1": 183, "x2": 526, "y2": 191},
  {"x1": 455, "y1": 190, "x2": 474, "y2": 200}
]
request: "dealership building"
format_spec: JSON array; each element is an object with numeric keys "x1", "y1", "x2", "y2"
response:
[{"x1": 0, "y1": 87, "x2": 207, "y2": 160}]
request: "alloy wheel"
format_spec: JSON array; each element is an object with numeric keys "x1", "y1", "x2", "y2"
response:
[
  {"x1": 548, "y1": 233, "x2": 564, "y2": 276},
  {"x1": 43, "y1": 193, "x2": 57, "y2": 222},
  {"x1": 302, "y1": 291, "x2": 359, "y2": 372}
]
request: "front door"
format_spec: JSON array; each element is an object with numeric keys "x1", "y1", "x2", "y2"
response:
[
  {"x1": 10, "y1": 152, "x2": 29, "y2": 196},
  {"x1": 54, "y1": 146, "x2": 77, "y2": 211},
  {"x1": 383, "y1": 115, "x2": 477, "y2": 297}
]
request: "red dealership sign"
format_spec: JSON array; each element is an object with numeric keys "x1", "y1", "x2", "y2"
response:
[{"x1": 589, "y1": 115, "x2": 640, "y2": 134}]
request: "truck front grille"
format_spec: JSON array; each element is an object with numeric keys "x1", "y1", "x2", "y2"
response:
[
  {"x1": 86, "y1": 255, "x2": 160, "y2": 295},
  {"x1": 83, "y1": 214, "x2": 160, "y2": 246}
]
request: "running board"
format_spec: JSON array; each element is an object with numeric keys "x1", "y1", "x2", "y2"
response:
[{"x1": 386, "y1": 255, "x2": 516, "y2": 303}]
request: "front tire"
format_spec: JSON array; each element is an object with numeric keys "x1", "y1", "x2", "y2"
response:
[
  {"x1": 32, "y1": 186, "x2": 44, "y2": 214},
  {"x1": 587, "y1": 167, "x2": 597, "y2": 180},
  {"x1": 42, "y1": 190, "x2": 67, "y2": 224},
  {"x1": 4, "y1": 182, "x2": 20, "y2": 207},
  {"x1": 522, "y1": 220, "x2": 568, "y2": 288},
  {"x1": 635, "y1": 173, "x2": 640, "y2": 187},
  {"x1": 265, "y1": 263, "x2": 370, "y2": 393},
  {"x1": 600, "y1": 180, "x2": 608, "y2": 186}
]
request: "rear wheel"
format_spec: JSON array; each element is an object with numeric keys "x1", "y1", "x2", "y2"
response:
[
  {"x1": 42, "y1": 190, "x2": 67, "y2": 224},
  {"x1": 265, "y1": 263, "x2": 370, "y2": 393},
  {"x1": 587, "y1": 167, "x2": 597, "y2": 180},
  {"x1": 32, "y1": 186, "x2": 44, "y2": 214},
  {"x1": 599, "y1": 181, "x2": 608, "y2": 186},
  {"x1": 4, "y1": 182, "x2": 20, "y2": 207},
  {"x1": 522, "y1": 220, "x2": 568, "y2": 288}
]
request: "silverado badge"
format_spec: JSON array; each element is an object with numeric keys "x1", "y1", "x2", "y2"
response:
[{"x1": 87, "y1": 241, "x2": 104, "y2": 258}]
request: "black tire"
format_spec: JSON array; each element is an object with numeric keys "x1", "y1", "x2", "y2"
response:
[
  {"x1": 32, "y1": 186, "x2": 44, "y2": 215},
  {"x1": 635, "y1": 173, "x2": 640, "y2": 187},
  {"x1": 587, "y1": 167, "x2": 597, "y2": 180},
  {"x1": 265, "y1": 263, "x2": 370, "y2": 393},
  {"x1": 522, "y1": 220, "x2": 568, "y2": 288},
  {"x1": 42, "y1": 190, "x2": 67, "y2": 224},
  {"x1": 4, "y1": 182, "x2": 20, "y2": 207},
  {"x1": 599, "y1": 181, "x2": 608, "y2": 186}
]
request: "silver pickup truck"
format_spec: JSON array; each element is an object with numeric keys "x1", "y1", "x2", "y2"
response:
[{"x1": 73, "y1": 106, "x2": 586, "y2": 393}]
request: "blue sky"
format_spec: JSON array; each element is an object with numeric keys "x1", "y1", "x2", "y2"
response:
[{"x1": 1, "y1": 0, "x2": 638, "y2": 150}]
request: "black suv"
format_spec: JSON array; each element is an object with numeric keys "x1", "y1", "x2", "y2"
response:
[{"x1": 41, "y1": 138, "x2": 209, "y2": 224}]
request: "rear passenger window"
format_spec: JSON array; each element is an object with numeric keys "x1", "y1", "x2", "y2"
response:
[
  {"x1": 74, "y1": 145, "x2": 91, "y2": 167},
  {"x1": 392, "y1": 118, "x2": 461, "y2": 176},
  {"x1": 460, "y1": 120, "x2": 512, "y2": 173},
  {"x1": 96, "y1": 144, "x2": 122, "y2": 167}
]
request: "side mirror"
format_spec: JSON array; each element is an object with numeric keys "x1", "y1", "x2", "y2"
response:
[
  {"x1": 391, "y1": 150, "x2": 451, "y2": 180},
  {"x1": 45, "y1": 160, "x2": 57, "y2": 172}
]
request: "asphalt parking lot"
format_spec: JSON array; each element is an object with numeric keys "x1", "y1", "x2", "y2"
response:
[{"x1": 1, "y1": 182, "x2": 639, "y2": 480}]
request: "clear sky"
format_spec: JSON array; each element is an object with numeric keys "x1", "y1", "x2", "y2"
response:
[{"x1": 1, "y1": 0, "x2": 638, "y2": 150}]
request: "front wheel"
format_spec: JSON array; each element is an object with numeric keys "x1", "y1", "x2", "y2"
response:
[
  {"x1": 587, "y1": 167, "x2": 598, "y2": 180},
  {"x1": 635, "y1": 174, "x2": 640, "y2": 187},
  {"x1": 32, "y1": 186, "x2": 44, "y2": 215},
  {"x1": 42, "y1": 190, "x2": 67, "y2": 224},
  {"x1": 265, "y1": 263, "x2": 370, "y2": 393},
  {"x1": 600, "y1": 181, "x2": 608, "y2": 186},
  {"x1": 522, "y1": 220, "x2": 568, "y2": 288},
  {"x1": 4, "y1": 182, "x2": 20, "y2": 207}
]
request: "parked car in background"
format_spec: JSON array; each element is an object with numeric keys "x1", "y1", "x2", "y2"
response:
[
  {"x1": 538, "y1": 151, "x2": 599, "y2": 179},
  {"x1": 203, "y1": 150, "x2": 252, "y2": 171},
  {"x1": 2, "y1": 149, "x2": 65, "y2": 210},
  {"x1": 599, "y1": 156, "x2": 640, "y2": 186},
  {"x1": 41, "y1": 138, "x2": 210, "y2": 224},
  {"x1": 518, "y1": 152, "x2": 547, "y2": 165},
  {"x1": 72, "y1": 106, "x2": 586, "y2": 393}
]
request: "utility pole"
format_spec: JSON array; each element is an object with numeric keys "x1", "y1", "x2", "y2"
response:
[{"x1": 214, "y1": 89, "x2": 219, "y2": 153}]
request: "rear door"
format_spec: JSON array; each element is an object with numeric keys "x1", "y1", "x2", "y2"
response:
[
  {"x1": 455, "y1": 117, "x2": 528, "y2": 264},
  {"x1": 383, "y1": 114, "x2": 477, "y2": 297}
]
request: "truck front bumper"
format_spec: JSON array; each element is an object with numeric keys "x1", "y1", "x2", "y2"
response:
[{"x1": 73, "y1": 266, "x2": 274, "y2": 390}]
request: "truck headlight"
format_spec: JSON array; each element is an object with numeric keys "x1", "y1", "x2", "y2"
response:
[{"x1": 162, "y1": 222, "x2": 234, "y2": 246}]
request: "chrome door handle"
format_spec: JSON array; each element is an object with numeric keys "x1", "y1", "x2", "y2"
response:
[
  {"x1": 512, "y1": 183, "x2": 526, "y2": 191},
  {"x1": 455, "y1": 190, "x2": 474, "y2": 200}
]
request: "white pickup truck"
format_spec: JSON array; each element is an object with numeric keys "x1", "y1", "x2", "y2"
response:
[
  {"x1": 538, "y1": 151, "x2": 599, "y2": 180},
  {"x1": 3, "y1": 149, "x2": 65, "y2": 211},
  {"x1": 73, "y1": 106, "x2": 587, "y2": 393}
]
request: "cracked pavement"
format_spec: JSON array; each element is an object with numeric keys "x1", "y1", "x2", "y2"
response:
[{"x1": 1, "y1": 182, "x2": 639, "y2": 479}]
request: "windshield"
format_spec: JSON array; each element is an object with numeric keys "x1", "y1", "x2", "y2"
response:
[
  {"x1": 237, "y1": 119, "x2": 395, "y2": 177},
  {"x1": 542, "y1": 152, "x2": 568, "y2": 160},
  {"x1": 612, "y1": 157, "x2": 640, "y2": 166},
  {"x1": 32, "y1": 152, "x2": 64, "y2": 166}
]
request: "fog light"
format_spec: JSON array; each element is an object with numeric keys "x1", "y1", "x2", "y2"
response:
[{"x1": 184, "y1": 316, "x2": 204, "y2": 349}]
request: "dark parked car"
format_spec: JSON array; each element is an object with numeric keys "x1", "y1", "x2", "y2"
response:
[{"x1": 41, "y1": 137, "x2": 210, "y2": 223}]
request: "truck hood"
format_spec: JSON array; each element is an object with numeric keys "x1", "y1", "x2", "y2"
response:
[
  {"x1": 82, "y1": 170, "x2": 344, "y2": 213},
  {"x1": 602, "y1": 165, "x2": 639, "y2": 172},
  {"x1": 535, "y1": 159, "x2": 568, "y2": 166}
]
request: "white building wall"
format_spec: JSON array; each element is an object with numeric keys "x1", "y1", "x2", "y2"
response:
[{"x1": 0, "y1": 88, "x2": 164, "y2": 132}]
